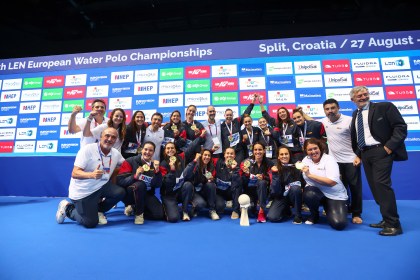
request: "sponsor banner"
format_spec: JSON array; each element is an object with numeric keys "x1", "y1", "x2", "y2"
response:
[
  {"x1": 266, "y1": 76, "x2": 295, "y2": 90},
  {"x1": 185, "y1": 93, "x2": 211, "y2": 106},
  {"x1": 385, "y1": 86, "x2": 416, "y2": 100},
  {"x1": 266, "y1": 62, "x2": 293, "y2": 75},
  {"x1": 58, "y1": 140, "x2": 80, "y2": 153},
  {"x1": 368, "y1": 87, "x2": 385, "y2": 100},
  {"x1": 109, "y1": 97, "x2": 132, "y2": 110},
  {"x1": 44, "y1": 76, "x2": 65, "y2": 87},
  {"x1": 325, "y1": 87, "x2": 353, "y2": 101},
  {"x1": 135, "y1": 69, "x2": 158, "y2": 82},
  {"x1": 239, "y1": 77, "x2": 266, "y2": 90},
  {"x1": 185, "y1": 79, "x2": 211, "y2": 92},
  {"x1": 295, "y1": 75, "x2": 323, "y2": 88},
  {"x1": 185, "y1": 66, "x2": 211, "y2": 79},
  {"x1": 64, "y1": 87, "x2": 85, "y2": 99},
  {"x1": 2, "y1": 78, "x2": 22, "y2": 90},
  {"x1": 212, "y1": 92, "x2": 238, "y2": 105},
  {"x1": 39, "y1": 113, "x2": 61, "y2": 126},
  {"x1": 14, "y1": 141, "x2": 35, "y2": 153},
  {"x1": 416, "y1": 85, "x2": 420, "y2": 98},
  {"x1": 42, "y1": 88, "x2": 63, "y2": 100},
  {"x1": 403, "y1": 116, "x2": 420, "y2": 131},
  {"x1": 211, "y1": 78, "x2": 238, "y2": 91},
  {"x1": 65, "y1": 74, "x2": 87, "y2": 86},
  {"x1": 18, "y1": 115, "x2": 38, "y2": 127},
  {"x1": 61, "y1": 113, "x2": 82, "y2": 126},
  {"x1": 160, "y1": 68, "x2": 184, "y2": 80},
  {"x1": 133, "y1": 97, "x2": 158, "y2": 109},
  {"x1": 322, "y1": 59, "x2": 350, "y2": 73},
  {"x1": 0, "y1": 80, "x2": 2, "y2": 89},
  {"x1": 267, "y1": 90, "x2": 296, "y2": 104},
  {"x1": 410, "y1": 56, "x2": 420, "y2": 70},
  {"x1": 299, "y1": 103, "x2": 325, "y2": 118},
  {"x1": 85, "y1": 98, "x2": 108, "y2": 111},
  {"x1": 159, "y1": 94, "x2": 184, "y2": 108},
  {"x1": 184, "y1": 107, "x2": 207, "y2": 121},
  {"x1": 16, "y1": 127, "x2": 38, "y2": 139},
  {"x1": 324, "y1": 73, "x2": 353, "y2": 87},
  {"x1": 110, "y1": 71, "x2": 133, "y2": 83},
  {"x1": 159, "y1": 81, "x2": 184, "y2": 94},
  {"x1": 214, "y1": 106, "x2": 239, "y2": 121},
  {"x1": 62, "y1": 99, "x2": 84, "y2": 112},
  {"x1": 37, "y1": 127, "x2": 60, "y2": 139},
  {"x1": 0, "y1": 104, "x2": 18, "y2": 114},
  {"x1": 353, "y1": 72, "x2": 383, "y2": 86},
  {"x1": 0, "y1": 141, "x2": 14, "y2": 153},
  {"x1": 297, "y1": 89, "x2": 324, "y2": 100},
  {"x1": 22, "y1": 77, "x2": 43, "y2": 89},
  {"x1": 19, "y1": 102, "x2": 40, "y2": 114},
  {"x1": 268, "y1": 104, "x2": 296, "y2": 118},
  {"x1": 41, "y1": 101, "x2": 62, "y2": 113},
  {"x1": 21, "y1": 89, "x2": 42, "y2": 101},
  {"x1": 413, "y1": 70, "x2": 420, "y2": 84},
  {"x1": 1, "y1": 90, "x2": 20, "y2": 102},
  {"x1": 239, "y1": 91, "x2": 266, "y2": 105},
  {"x1": 111, "y1": 86, "x2": 131, "y2": 95},
  {"x1": 86, "y1": 85, "x2": 109, "y2": 98},
  {"x1": 88, "y1": 74, "x2": 109, "y2": 84},
  {"x1": 240, "y1": 105, "x2": 262, "y2": 120},
  {"x1": 211, "y1": 65, "x2": 238, "y2": 77},
  {"x1": 294, "y1": 61, "x2": 321, "y2": 74},
  {"x1": 60, "y1": 126, "x2": 82, "y2": 139},
  {"x1": 134, "y1": 82, "x2": 158, "y2": 95},
  {"x1": 36, "y1": 140, "x2": 58, "y2": 153},
  {"x1": 383, "y1": 71, "x2": 413, "y2": 85},
  {"x1": 351, "y1": 58, "x2": 380, "y2": 72},
  {"x1": 392, "y1": 100, "x2": 418, "y2": 115},
  {"x1": 381, "y1": 56, "x2": 411, "y2": 71},
  {"x1": 0, "y1": 128, "x2": 16, "y2": 140},
  {"x1": 238, "y1": 64, "x2": 265, "y2": 76}
]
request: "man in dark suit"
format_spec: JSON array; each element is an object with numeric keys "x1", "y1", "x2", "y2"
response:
[{"x1": 350, "y1": 86, "x2": 407, "y2": 236}]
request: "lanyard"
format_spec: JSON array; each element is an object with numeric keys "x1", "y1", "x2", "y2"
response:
[
  {"x1": 225, "y1": 122, "x2": 233, "y2": 135},
  {"x1": 97, "y1": 144, "x2": 112, "y2": 172},
  {"x1": 136, "y1": 130, "x2": 142, "y2": 145},
  {"x1": 246, "y1": 128, "x2": 254, "y2": 144},
  {"x1": 282, "y1": 123, "x2": 288, "y2": 137},
  {"x1": 208, "y1": 123, "x2": 217, "y2": 137},
  {"x1": 261, "y1": 128, "x2": 270, "y2": 144},
  {"x1": 299, "y1": 122, "x2": 308, "y2": 139}
]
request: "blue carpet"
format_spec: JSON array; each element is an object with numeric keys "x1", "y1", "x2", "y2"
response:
[{"x1": 0, "y1": 197, "x2": 419, "y2": 280}]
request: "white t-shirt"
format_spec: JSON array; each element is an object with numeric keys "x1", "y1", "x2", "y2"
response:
[
  {"x1": 144, "y1": 126, "x2": 164, "y2": 161},
  {"x1": 321, "y1": 114, "x2": 357, "y2": 163},
  {"x1": 201, "y1": 119, "x2": 222, "y2": 154},
  {"x1": 91, "y1": 123, "x2": 123, "y2": 152},
  {"x1": 77, "y1": 117, "x2": 109, "y2": 147},
  {"x1": 302, "y1": 153, "x2": 348, "y2": 201},
  {"x1": 68, "y1": 143, "x2": 124, "y2": 200}
]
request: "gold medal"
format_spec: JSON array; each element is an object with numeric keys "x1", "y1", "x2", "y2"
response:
[
  {"x1": 295, "y1": 161, "x2": 305, "y2": 170},
  {"x1": 171, "y1": 125, "x2": 177, "y2": 131},
  {"x1": 243, "y1": 160, "x2": 251, "y2": 168},
  {"x1": 205, "y1": 171, "x2": 212, "y2": 179},
  {"x1": 227, "y1": 159, "x2": 237, "y2": 166},
  {"x1": 136, "y1": 147, "x2": 142, "y2": 154},
  {"x1": 191, "y1": 124, "x2": 197, "y2": 130},
  {"x1": 142, "y1": 164, "x2": 150, "y2": 172},
  {"x1": 170, "y1": 156, "x2": 177, "y2": 163},
  {"x1": 228, "y1": 135, "x2": 233, "y2": 142}
]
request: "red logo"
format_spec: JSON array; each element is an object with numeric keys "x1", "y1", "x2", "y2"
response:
[
  {"x1": 185, "y1": 66, "x2": 210, "y2": 79},
  {"x1": 239, "y1": 91, "x2": 266, "y2": 105},
  {"x1": 353, "y1": 72, "x2": 383, "y2": 86},
  {"x1": 64, "y1": 87, "x2": 86, "y2": 99},
  {"x1": 211, "y1": 78, "x2": 238, "y2": 92},
  {"x1": 44, "y1": 76, "x2": 65, "y2": 87},
  {"x1": 322, "y1": 59, "x2": 350, "y2": 73},
  {"x1": 85, "y1": 98, "x2": 108, "y2": 111},
  {"x1": 268, "y1": 105, "x2": 296, "y2": 118},
  {"x1": 0, "y1": 141, "x2": 14, "y2": 153},
  {"x1": 385, "y1": 86, "x2": 416, "y2": 100}
]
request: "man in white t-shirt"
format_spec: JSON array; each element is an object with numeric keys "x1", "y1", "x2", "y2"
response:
[
  {"x1": 201, "y1": 105, "x2": 222, "y2": 158},
  {"x1": 321, "y1": 98, "x2": 363, "y2": 224},
  {"x1": 56, "y1": 127, "x2": 126, "y2": 228},
  {"x1": 67, "y1": 99, "x2": 108, "y2": 147}
]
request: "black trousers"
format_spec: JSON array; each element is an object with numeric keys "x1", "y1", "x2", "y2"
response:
[
  {"x1": 361, "y1": 146, "x2": 400, "y2": 228},
  {"x1": 123, "y1": 181, "x2": 164, "y2": 220},
  {"x1": 338, "y1": 162, "x2": 362, "y2": 217}
]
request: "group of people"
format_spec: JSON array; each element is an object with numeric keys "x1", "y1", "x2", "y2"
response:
[{"x1": 56, "y1": 86, "x2": 407, "y2": 236}]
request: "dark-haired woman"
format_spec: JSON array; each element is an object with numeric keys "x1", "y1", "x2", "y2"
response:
[
  {"x1": 162, "y1": 110, "x2": 187, "y2": 153},
  {"x1": 183, "y1": 105, "x2": 205, "y2": 162},
  {"x1": 121, "y1": 110, "x2": 147, "y2": 159},
  {"x1": 240, "y1": 115, "x2": 261, "y2": 159}
]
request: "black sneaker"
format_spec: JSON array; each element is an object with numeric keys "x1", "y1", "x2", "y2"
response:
[{"x1": 292, "y1": 216, "x2": 302, "y2": 224}]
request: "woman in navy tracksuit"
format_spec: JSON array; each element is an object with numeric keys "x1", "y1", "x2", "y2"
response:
[
  {"x1": 162, "y1": 110, "x2": 188, "y2": 154},
  {"x1": 240, "y1": 115, "x2": 261, "y2": 159}
]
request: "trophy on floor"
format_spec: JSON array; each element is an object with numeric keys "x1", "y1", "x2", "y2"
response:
[{"x1": 238, "y1": 194, "x2": 251, "y2": 226}]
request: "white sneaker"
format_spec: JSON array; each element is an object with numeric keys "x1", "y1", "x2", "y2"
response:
[
  {"x1": 134, "y1": 213, "x2": 144, "y2": 225},
  {"x1": 210, "y1": 210, "x2": 220, "y2": 220},
  {"x1": 226, "y1": 200, "x2": 233, "y2": 208},
  {"x1": 182, "y1": 212, "x2": 191, "y2": 221},
  {"x1": 98, "y1": 212, "x2": 108, "y2": 225},
  {"x1": 124, "y1": 205, "x2": 134, "y2": 216},
  {"x1": 305, "y1": 220, "x2": 314, "y2": 225},
  {"x1": 56, "y1": 200, "x2": 70, "y2": 224}
]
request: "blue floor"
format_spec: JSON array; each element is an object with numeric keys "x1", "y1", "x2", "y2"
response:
[{"x1": 0, "y1": 197, "x2": 419, "y2": 280}]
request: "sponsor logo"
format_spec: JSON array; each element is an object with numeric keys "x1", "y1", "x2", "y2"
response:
[
  {"x1": 135, "y1": 69, "x2": 159, "y2": 82},
  {"x1": 212, "y1": 92, "x2": 238, "y2": 105},
  {"x1": 0, "y1": 115, "x2": 17, "y2": 127},
  {"x1": 159, "y1": 81, "x2": 183, "y2": 94},
  {"x1": 239, "y1": 77, "x2": 266, "y2": 90},
  {"x1": 267, "y1": 90, "x2": 296, "y2": 103},
  {"x1": 266, "y1": 62, "x2": 293, "y2": 75},
  {"x1": 86, "y1": 85, "x2": 109, "y2": 98},
  {"x1": 19, "y1": 116, "x2": 37, "y2": 125},
  {"x1": 323, "y1": 74, "x2": 353, "y2": 87},
  {"x1": 0, "y1": 141, "x2": 14, "y2": 153},
  {"x1": 158, "y1": 94, "x2": 183, "y2": 107},
  {"x1": 295, "y1": 75, "x2": 323, "y2": 88},
  {"x1": 64, "y1": 87, "x2": 85, "y2": 99},
  {"x1": 2, "y1": 78, "x2": 22, "y2": 90},
  {"x1": 1, "y1": 90, "x2": 20, "y2": 102},
  {"x1": 65, "y1": 74, "x2": 87, "y2": 86},
  {"x1": 61, "y1": 113, "x2": 82, "y2": 125},
  {"x1": 134, "y1": 98, "x2": 157, "y2": 107},
  {"x1": 268, "y1": 105, "x2": 295, "y2": 118},
  {"x1": 240, "y1": 105, "x2": 262, "y2": 120},
  {"x1": 38, "y1": 129, "x2": 59, "y2": 137},
  {"x1": 239, "y1": 91, "x2": 266, "y2": 105},
  {"x1": 385, "y1": 86, "x2": 416, "y2": 100},
  {"x1": 266, "y1": 76, "x2": 295, "y2": 90},
  {"x1": 410, "y1": 56, "x2": 420, "y2": 70},
  {"x1": 299, "y1": 104, "x2": 325, "y2": 118},
  {"x1": 16, "y1": 127, "x2": 37, "y2": 139},
  {"x1": 19, "y1": 102, "x2": 40, "y2": 114},
  {"x1": 14, "y1": 141, "x2": 35, "y2": 153},
  {"x1": 89, "y1": 75, "x2": 108, "y2": 83},
  {"x1": 381, "y1": 57, "x2": 411, "y2": 71},
  {"x1": 42, "y1": 88, "x2": 63, "y2": 100},
  {"x1": 185, "y1": 66, "x2": 211, "y2": 79},
  {"x1": 59, "y1": 141, "x2": 80, "y2": 151},
  {"x1": 36, "y1": 140, "x2": 58, "y2": 153},
  {"x1": 297, "y1": 90, "x2": 323, "y2": 99},
  {"x1": 214, "y1": 106, "x2": 239, "y2": 120},
  {"x1": 43, "y1": 76, "x2": 65, "y2": 87},
  {"x1": 109, "y1": 97, "x2": 132, "y2": 110},
  {"x1": 185, "y1": 79, "x2": 211, "y2": 92},
  {"x1": 21, "y1": 89, "x2": 42, "y2": 101},
  {"x1": 416, "y1": 85, "x2": 420, "y2": 99},
  {"x1": 211, "y1": 78, "x2": 238, "y2": 92},
  {"x1": 185, "y1": 93, "x2": 211, "y2": 106},
  {"x1": 412, "y1": 70, "x2": 420, "y2": 84},
  {"x1": 0, "y1": 128, "x2": 16, "y2": 140},
  {"x1": 403, "y1": 116, "x2": 420, "y2": 131},
  {"x1": 325, "y1": 87, "x2": 353, "y2": 101},
  {"x1": 351, "y1": 58, "x2": 380, "y2": 72},
  {"x1": 239, "y1": 64, "x2": 265, "y2": 76},
  {"x1": 160, "y1": 68, "x2": 184, "y2": 80},
  {"x1": 41, "y1": 101, "x2": 62, "y2": 113},
  {"x1": 392, "y1": 101, "x2": 418, "y2": 115},
  {"x1": 60, "y1": 126, "x2": 82, "y2": 139},
  {"x1": 110, "y1": 71, "x2": 133, "y2": 83},
  {"x1": 22, "y1": 77, "x2": 43, "y2": 89},
  {"x1": 294, "y1": 61, "x2": 321, "y2": 74},
  {"x1": 353, "y1": 72, "x2": 383, "y2": 86},
  {"x1": 383, "y1": 71, "x2": 413, "y2": 85},
  {"x1": 85, "y1": 98, "x2": 108, "y2": 111},
  {"x1": 322, "y1": 59, "x2": 350, "y2": 72},
  {"x1": 111, "y1": 87, "x2": 131, "y2": 94},
  {"x1": 0, "y1": 105, "x2": 18, "y2": 113},
  {"x1": 368, "y1": 87, "x2": 385, "y2": 100},
  {"x1": 211, "y1": 65, "x2": 238, "y2": 77},
  {"x1": 39, "y1": 113, "x2": 61, "y2": 126},
  {"x1": 62, "y1": 100, "x2": 84, "y2": 112}
]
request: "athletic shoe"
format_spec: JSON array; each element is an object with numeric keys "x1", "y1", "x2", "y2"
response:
[
  {"x1": 182, "y1": 211, "x2": 191, "y2": 221},
  {"x1": 292, "y1": 216, "x2": 303, "y2": 224},
  {"x1": 231, "y1": 211, "x2": 239, "y2": 219},
  {"x1": 266, "y1": 200, "x2": 273, "y2": 209},
  {"x1": 257, "y1": 211, "x2": 266, "y2": 223},
  {"x1": 56, "y1": 200, "x2": 70, "y2": 224},
  {"x1": 134, "y1": 213, "x2": 144, "y2": 225},
  {"x1": 210, "y1": 210, "x2": 220, "y2": 220},
  {"x1": 225, "y1": 200, "x2": 233, "y2": 208},
  {"x1": 124, "y1": 205, "x2": 134, "y2": 216},
  {"x1": 98, "y1": 212, "x2": 108, "y2": 225}
]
